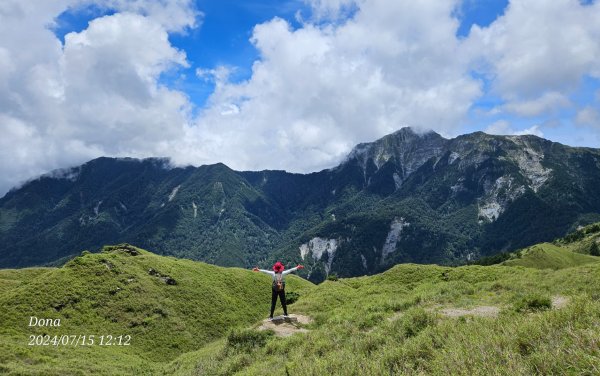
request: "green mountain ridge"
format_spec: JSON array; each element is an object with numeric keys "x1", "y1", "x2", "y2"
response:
[
  {"x1": 2, "y1": 128, "x2": 600, "y2": 281},
  {"x1": 475, "y1": 221, "x2": 600, "y2": 269},
  {"x1": 1, "y1": 226, "x2": 600, "y2": 375},
  {"x1": 502, "y1": 243, "x2": 599, "y2": 269}
]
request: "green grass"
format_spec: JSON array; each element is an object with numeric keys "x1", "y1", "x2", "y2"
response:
[
  {"x1": 2, "y1": 237, "x2": 600, "y2": 375},
  {"x1": 0, "y1": 268, "x2": 52, "y2": 296},
  {"x1": 165, "y1": 262, "x2": 600, "y2": 375},
  {"x1": 503, "y1": 243, "x2": 600, "y2": 269},
  {"x1": 0, "y1": 244, "x2": 314, "y2": 375}
]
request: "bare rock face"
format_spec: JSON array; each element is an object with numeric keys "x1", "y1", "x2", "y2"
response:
[
  {"x1": 477, "y1": 176, "x2": 526, "y2": 223},
  {"x1": 344, "y1": 128, "x2": 447, "y2": 185},
  {"x1": 381, "y1": 218, "x2": 410, "y2": 262},
  {"x1": 299, "y1": 237, "x2": 339, "y2": 277},
  {"x1": 507, "y1": 136, "x2": 552, "y2": 192}
]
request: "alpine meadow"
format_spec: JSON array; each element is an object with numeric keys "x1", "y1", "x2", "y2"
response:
[
  {"x1": 1, "y1": 226, "x2": 600, "y2": 374},
  {"x1": 2, "y1": 0, "x2": 600, "y2": 374}
]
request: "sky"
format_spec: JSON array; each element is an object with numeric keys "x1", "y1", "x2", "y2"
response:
[{"x1": 1, "y1": 0, "x2": 599, "y2": 196}]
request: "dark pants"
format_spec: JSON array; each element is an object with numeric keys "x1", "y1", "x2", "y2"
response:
[{"x1": 270, "y1": 288, "x2": 287, "y2": 317}]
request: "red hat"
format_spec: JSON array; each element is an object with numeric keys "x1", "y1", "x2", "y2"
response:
[{"x1": 273, "y1": 262, "x2": 284, "y2": 272}]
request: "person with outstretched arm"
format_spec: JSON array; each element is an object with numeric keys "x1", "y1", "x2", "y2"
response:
[{"x1": 253, "y1": 261, "x2": 304, "y2": 320}]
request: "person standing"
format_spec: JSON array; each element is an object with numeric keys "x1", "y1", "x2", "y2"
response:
[{"x1": 253, "y1": 261, "x2": 304, "y2": 320}]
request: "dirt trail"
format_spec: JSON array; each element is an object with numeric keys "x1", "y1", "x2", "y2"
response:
[
  {"x1": 440, "y1": 306, "x2": 500, "y2": 318},
  {"x1": 439, "y1": 296, "x2": 569, "y2": 318},
  {"x1": 257, "y1": 314, "x2": 313, "y2": 337},
  {"x1": 552, "y1": 295, "x2": 569, "y2": 309}
]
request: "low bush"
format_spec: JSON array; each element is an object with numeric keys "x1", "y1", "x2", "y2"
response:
[
  {"x1": 590, "y1": 242, "x2": 600, "y2": 256},
  {"x1": 224, "y1": 329, "x2": 273, "y2": 354},
  {"x1": 400, "y1": 308, "x2": 436, "y2": 337},
  {"x1": 514, "y1": 293, "x2": 552, "y2": 312},
  {"x1": 285, "y1": 291, "x2": 300, "y2": 305}
]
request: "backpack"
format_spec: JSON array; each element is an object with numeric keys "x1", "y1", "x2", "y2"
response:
[{"x1": 273, "y1": 273, "x2": 284, "y2": 291}]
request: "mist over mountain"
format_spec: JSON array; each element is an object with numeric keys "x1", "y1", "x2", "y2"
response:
[{"x1": 2, "y1": 127, "x2": 600, "y2": 281}]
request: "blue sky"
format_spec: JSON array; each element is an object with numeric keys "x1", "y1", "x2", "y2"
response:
[
  {"x1": 163, "y1": 0, "x2": 310, "y2": 108},
  {"x1": 52, "y1": 1, "x2": 311, "y2": 109},
  {"x1": 0, "y1": 0, "x2": 599, "y2": 195},
  {"x1": 52, "y1": 0, "x2": 511, "y2": 110},
  {"x1": 456, "y1": 0, "x2": 509, "y2": 37}
]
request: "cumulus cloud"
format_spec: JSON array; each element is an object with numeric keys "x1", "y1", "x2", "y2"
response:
[
  {"x1": 100, "y1": 0, "x2": 201, "y2": 32},
  {"x1": 303, "y1": 0, "x2": 359, "y2": 20},
  {"x1": 61, "y1": 13, "x2": 190, "y2": 148},
  {"x1": 1, "y1": 0, "x2": 600, "y2": 197},
  {"x1": 502, "y1": 92, "x2": 571, "y2": 117},
  {"x1": 576, "y1": 107, "x2": 600, "y2": 129},
  {"x1": 485, "y1": 120, "x2": 544, "y2": 137},
  {"x1": 0, "y1": 0, "x2": 197, "y2": 195},
  {"x1": 467, "y1": 0, "x2": 600, "y2": 105},
  {"x1": 176, "y1": 0, "x2": 481, "y2": 173}
]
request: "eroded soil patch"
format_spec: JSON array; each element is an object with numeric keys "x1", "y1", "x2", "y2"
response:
[
  {"x1": 440, "y1": 306, "x2": 500, "y2": 318},
  {"x1": 257, "y1": 314, "x2": 312, "y2": 337}
]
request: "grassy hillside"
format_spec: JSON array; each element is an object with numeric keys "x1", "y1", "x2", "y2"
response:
[
  {"x1": 0, "y1": 244, "x2": 314, "y2": 375},
  {"x1": 1, "y1": 234, "x2": 600, "y2": 375},
  {"x1": 503, "y1": 242, "x2": 600, "y2": 269},
  {"x1": 164, "y1": 262, "x2": 600, "y2": 375},
  {"x1": 474, "y1": 222, "x2": 600, "y2": 269}
]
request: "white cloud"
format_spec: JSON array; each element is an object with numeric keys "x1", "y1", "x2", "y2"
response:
[
  {"x1": 485, "y1": 120, "x2": 544, "y2": 137},
  {"x1": 195, "y1": 65, "x2": 235, "y2": 94},
  {"x1": 502, "y1": 92, "x2": 571, "y2": 117},
  {"x1": 175, "y1": 0, "x2": 481, "y2": 173},
  {"x1": 100, "y1": 0, "x2": 200, "y2": 32},
  {"x1": 514, "y1": 125, "x2": 544, "y2": 137},
  {"x1": 467, "y1": 0, "x2": 600, "y2": 100},
  {"x1": 1, "y1": 0, "x2": 600, "y2": 197},
  {"x1": 303, "y1": 0, "x2": 358, "y2": 20},
  {"x1": 0, "y1": 0, "x2": 197, "y2": 195},
  {"x1": 576, "y1": 106, "x2": 600, "y2": 129},
  {"x1": 60, "y1": 12, "x2": 191, "y2": 147},
  {"x1": 465, "y1": 0, "x2": 600, "y2": 142}
]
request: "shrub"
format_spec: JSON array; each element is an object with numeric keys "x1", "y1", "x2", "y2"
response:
[
  {"x1": 590, "y1": 242, "x2": 600, "y2": 256},
  {"x1": 327, "y1": 273, "x2": 339, "y2": 281},
  {"x1": 400, "y1": 308, "x2": 436, "y2": 337},
  {"x1": 357, "y1": 312, "x2": 385, "y2": 331},
  {"x1": 471, "y1": 252, "x2": 512, "y2": 265},
  {"x1": 437, "y1": 281, "x2": 475, "y2": 301},
  {"x1": 586, "y1": 224, "x2": 600, "y2": 234},
  {"x1": 564, "y1": 230, "x2": 585, "y2": 243},
  {"x1": 286, "y1": 291, "x2": 300, "y2": 305},
  {"x1": 384, "y1": 296, "x2": 420, "y2": 312},
  {"x1": 224, "y1": 329, "x2": 273, "y2": 354},
  {"x1": 514, "y1": 293, "x2": 552, "y2": 312}
]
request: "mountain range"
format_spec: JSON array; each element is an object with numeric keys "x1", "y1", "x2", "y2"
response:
[{"x1": 2, "y1": 127, "x2": 600, "y2": 281}]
